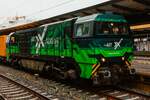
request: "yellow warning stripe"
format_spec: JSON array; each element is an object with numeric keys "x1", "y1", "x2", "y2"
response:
[
  {"x1": 125, "y1": 61, "x2": 130, "y2": 66},
  {"x1": 92, "y1": 64, "x2": 100, "y2": 75},
  {"x1": 91, "y1": 64, "x2": 101, "y2": 78},
  {"x1": 92, "y1": 72, "x2": 97, "y2": 78},
  {"x1": 125, "y1": 61, "x2": 131, "y2": 68},
  {"x1": 92, "y1": 64, "x2": 97, "y2": 69},
  {"x1": 125, "y1": 61, "x2": 129, "y2": 66}
]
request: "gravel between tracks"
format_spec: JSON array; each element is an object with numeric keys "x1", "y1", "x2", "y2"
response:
[
  {"x1": 0, "y1": 65, "x2": 102, "y2": 100},
  {"x1": 0, "y1": 64, "x2": 149, "y2": 100}
]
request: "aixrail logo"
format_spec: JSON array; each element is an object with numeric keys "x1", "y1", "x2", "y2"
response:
[
  {"x1": 31, "y1": 25, "x2": 60, "y2": 54},
  {"x1": 114, "y1": 38, "x2": 123, "y2": 50},
  {"x1": 35, "y1": 26, "x2": 47, "y2": 54},
  {"x1": 103, "y1": 38, "x2": 123, "y2": 49}
]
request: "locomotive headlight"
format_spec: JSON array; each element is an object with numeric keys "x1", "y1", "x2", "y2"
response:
[
  {"x1": 101, "y1": 58, "x2": 106, "y2": 62},
  {"x1": 122, "y1": 57, "x2": 125, "y2": 60}
]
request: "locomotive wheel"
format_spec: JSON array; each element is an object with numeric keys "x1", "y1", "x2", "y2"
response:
[{"x1": 43, "y1": 62, "x2": 80, "y2": 81}]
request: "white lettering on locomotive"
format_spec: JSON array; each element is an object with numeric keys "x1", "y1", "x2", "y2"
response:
[
  {"x1": 104, "y1": 43, "x2": 113, "y2": 47},
  {"x1": 45, "y1": 38, "x2": 59, "y2": 46}
]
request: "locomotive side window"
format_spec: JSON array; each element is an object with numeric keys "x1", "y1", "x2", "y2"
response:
[
  {"x1": 76, "y1": 24, "x2": 83, "y2": 37},
  {"x1": 75, "y1": 22, "x2": 92, "y2": 37},
  {"x1": 83, "y1": 23, "x2": 90, "y2": 36}
]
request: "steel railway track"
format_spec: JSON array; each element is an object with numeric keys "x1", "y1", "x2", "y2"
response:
[
  {"x1": 0, "y1": 74, "x2": 53, "y2": 100},
  {"x1": 96, "y1": 86, "x2": 150, "y2": 100},
  {"x1": 0, "y1": 64, "x2": 149, "y2": 100}
]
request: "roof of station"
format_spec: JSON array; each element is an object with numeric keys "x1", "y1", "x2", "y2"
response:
[{"x1": 0, "y1": 0, "x2": 150, "y2": 34}]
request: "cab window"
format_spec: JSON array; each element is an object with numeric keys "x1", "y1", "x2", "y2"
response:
[
  {"x1": 76, "y1": 24, "x2": 83, "y2": 37},
  {"x1": 95, "y1": 22, "x2": 129, "y2": 35},
  {"x1": 75, "y1": 22, "x2": 92, "y2": 37}
]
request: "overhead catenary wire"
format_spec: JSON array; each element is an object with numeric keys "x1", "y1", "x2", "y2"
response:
[{"x1": 26, "y1": 0, "x2": 76, "y2": 18}]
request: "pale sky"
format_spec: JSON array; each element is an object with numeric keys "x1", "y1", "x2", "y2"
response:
[{"x1": 0, "y1": 0, "x2": 109, "y2": 24}]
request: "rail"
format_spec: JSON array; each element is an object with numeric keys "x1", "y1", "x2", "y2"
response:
[
  {"x1": 96, "y1": 86, "x2": 150, "y2": 100},
  {"x1": 0, "y1": 74, "x2": 50, "y2": 100}
]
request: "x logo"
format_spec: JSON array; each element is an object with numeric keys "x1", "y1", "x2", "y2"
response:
[
  {"x1": 114, "y1": 38, "x2": 123, "y2": 50},
  {"x1": 35, "y1": 26, "x2": 48, "y2": 54}
]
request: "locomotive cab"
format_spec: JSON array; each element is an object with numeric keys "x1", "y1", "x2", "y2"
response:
[{"x1": 73, "y1": 13, "x2": 135, "y2": 85}]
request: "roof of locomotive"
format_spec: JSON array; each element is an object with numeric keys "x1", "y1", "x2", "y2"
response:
[
  {"x1": 13, "y1": 17, "x2": 78, "y2": 35},
  {"x1": 75, "y1": 12, "x2": 127, "y2": 24},
  {"x1": 13, "y1": 13, "x2": 127, "y2": 35}
]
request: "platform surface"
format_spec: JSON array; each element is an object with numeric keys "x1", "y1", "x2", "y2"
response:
[{"x1": 132, "y1": 58, "x2": 150, "y2": 77}]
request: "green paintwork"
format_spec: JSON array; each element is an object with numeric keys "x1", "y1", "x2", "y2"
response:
[
  {"x1": 8, "y1": 13, "x2": 133, "y2": 79},
  {"x1": 7, "y1": 45, "x2": 19, "y2": 55},
  {"x1": 72, "y1": 38, "x2": 133, "y2": 78},
  {"x1": 95, "y1": 13, "x2": 127, "y2": 22}
]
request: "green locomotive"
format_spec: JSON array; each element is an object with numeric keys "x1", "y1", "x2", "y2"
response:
[{"x1": 7, "y1": 13, "x2": 135, "y2": 85}]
